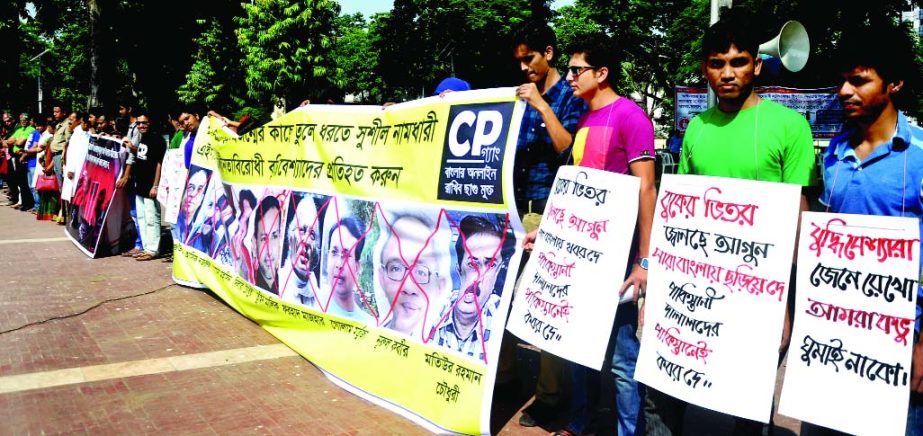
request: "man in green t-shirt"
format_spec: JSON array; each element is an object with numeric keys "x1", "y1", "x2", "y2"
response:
[
  {"x1": 650, "y1": 14, "x2": 815, "y2": 436},
  {"x1": 1, "y1": 113, "x2": 37, "y2": 209}
]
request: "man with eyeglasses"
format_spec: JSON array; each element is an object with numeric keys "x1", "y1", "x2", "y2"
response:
[
  {"x1": 433, "y1": 215, "x2": 506, "y2": 362},
  {"x1": 325, "y1": 215, "x2": 374, "y2": 322},
  {"x1": 280, "y1": 193, "x2": 321, "y2": 307},
  {"x1": 376, "y1": 212, "x2": 450, "y2": 337},
  {"x1": 120, "y1": 114, "x2": 166, "y2": 261}
]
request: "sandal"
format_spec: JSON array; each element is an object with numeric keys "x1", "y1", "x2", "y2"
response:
[
  {"x1": 135, "y1": 252, "x2": 157, "y2": 261},
  {"x1": 121, "y1": 248, "x2": 142, "y2": 257}
]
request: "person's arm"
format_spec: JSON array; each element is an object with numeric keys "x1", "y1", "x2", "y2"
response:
[
  {"x1": 620, "y1": 159, "x2": 657, "y2": 305},
  {"x1": 150, "y1": 161, "x2": 162, "y2": 198},
  {"x1": 516, "y1": 83, "x2": 574, "y2": 153},
  {"x1": 116, "y1": 164, "x2": 132, "y2": 189}
]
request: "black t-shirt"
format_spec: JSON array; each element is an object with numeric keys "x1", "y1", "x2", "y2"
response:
[{"x1": 132, "y1": 132, "x2": 166, "y2": 194}]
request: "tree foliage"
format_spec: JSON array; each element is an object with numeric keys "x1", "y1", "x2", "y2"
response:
[{"x1": 236, "y1": 0, "x2": 341, "y2": 108}]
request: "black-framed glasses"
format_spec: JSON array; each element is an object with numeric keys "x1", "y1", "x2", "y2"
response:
[
  {"x1": 383, "y1": 260, "x2": 435, "y2": 285},
  {"x1": 567, "y1": 65, "x2": 597, "y2": 77},
  {"x1": 136, "y1": 121, "x2": 150, "y2": 125}
]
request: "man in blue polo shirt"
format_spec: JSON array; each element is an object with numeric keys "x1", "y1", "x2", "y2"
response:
[{"x1": 812, "y1": 24, "x2": 923, "y2": 436}]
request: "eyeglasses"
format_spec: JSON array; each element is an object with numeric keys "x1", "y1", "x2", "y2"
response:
[
  {"x1": 383, "y1": 260, "x2": 436, "y2": 285},
  {"x1": 136, "y1": 121, "x2": 150, "y2": 125},
  {"x1": 463, "y1": 256, "x2": 500, "y2": 273},
  {"x1": 566, "y1": 65, "x2": 597, "y2": 77}
]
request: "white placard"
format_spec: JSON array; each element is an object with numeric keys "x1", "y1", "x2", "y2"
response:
[
  {"x1": 158, "y1": 148, "x2": 187, "y2": 225},
  {"x1": 779, "y1": 212, "x2": 919, "y2": 436},
  {"x1": 507, "y1": 166, "x2": 640, "y2": 370},
  {"x1": 634, "y1": 174, "x2": 801, "y2": 422}
]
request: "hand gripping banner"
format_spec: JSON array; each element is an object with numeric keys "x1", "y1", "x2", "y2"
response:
[{"x1": 171, "y1": 89, "x2": 526, "y2": 434}]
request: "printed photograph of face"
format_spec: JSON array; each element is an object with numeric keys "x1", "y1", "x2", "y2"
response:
[
  {"x1": 279, "y1": 192, "x2": 328, "y2": 307},
  {"x1": 374, "y1": 209, "x2": 451, "y2": 338},
  {"x1": 430, "y1": 213, "x2": 514, "y2": 362},
  {"x1": 320, "y1": 197, "x2": 375, "y2": 323},
  {"x1": 178, "y1": 166, "x2": 213, "y2": 251},
  {"x1": 249, "y1": 191, "x2": 289, "y2": 294}
]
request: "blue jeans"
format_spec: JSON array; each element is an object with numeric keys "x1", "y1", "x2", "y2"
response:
[
  {"x1": 26, "y1": 165, "x2": 38, "y2": 208},
  {"x1": 566, "y1": 302, "x2": 644, "y2": 435}
]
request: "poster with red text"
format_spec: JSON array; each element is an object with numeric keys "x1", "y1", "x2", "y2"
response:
[
  {"x1": 779, "y1": 212, "x2": 919, "y2": 436},
  {"x1": 634, "y1": 174, "x2": 801, "y2": 422},
  {"x1": 507, "y1": 166, "x2": 640, "y2": 369}
]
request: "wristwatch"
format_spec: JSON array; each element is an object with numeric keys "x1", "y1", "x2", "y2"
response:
[{"x1": 637, "y1": 257, "x2": 649, "y2": 270}]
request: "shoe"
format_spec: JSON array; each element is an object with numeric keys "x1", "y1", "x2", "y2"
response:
[
  {"x1": 121, "y1": 248, "x2": 142, "y2": 257},
  {"x1": 519, "y1": 400, "x2": 560, "y2": 428}
]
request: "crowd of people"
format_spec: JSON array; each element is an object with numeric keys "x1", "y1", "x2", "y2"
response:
[{"x1": 1, "y1": 10, "x2": 921, "y2": 436}]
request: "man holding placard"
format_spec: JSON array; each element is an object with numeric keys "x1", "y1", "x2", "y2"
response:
[
  {"x1": 804, "y1": 24, "x2": 923, "y2": 436},
  {"x1": 647, "y1": 12, "x2": 816, "y2": 435}
]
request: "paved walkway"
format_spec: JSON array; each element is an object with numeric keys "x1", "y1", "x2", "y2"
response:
[{"x1": 0, "y1": 201, "x2": 799, "y2": 435}]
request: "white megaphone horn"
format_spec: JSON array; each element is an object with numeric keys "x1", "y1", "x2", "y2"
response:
[{"x1": 759, "y1": 20, "x2": 810, "y2": 72}]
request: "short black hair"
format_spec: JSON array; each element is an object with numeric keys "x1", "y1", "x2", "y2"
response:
[
  {"x1": 253, "y1": 195, "x2": 282, "y2": 237},
  {"x1": 328, "y1": 216, "x2": 365, "y2": 262},
  {"x1": 512, "y1": 20, "x2": 558, "y2": 61},
  {"x1": 700, "y1": 11, "x2": 760, "y2": 60},
  {"x1": 180, "y1": 102, "x2": 205, "y2": 117},
  {"x1": 454, "y1": 215, "x2": 503, "y2": 266},
  {"x1": 237, "y1": 189, "x2": 256, "y2": 211},
  {"x1": 568, "y1": 33, "x2": 620, "y2": 83},
  {"x1": 834, "y1": 24, "x2": 919, "y2": 109}
]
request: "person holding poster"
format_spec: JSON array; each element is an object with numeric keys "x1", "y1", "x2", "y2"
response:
[
  {"x1": 507, "y1": 20, "x2": 587, "y2": 427},
  {"x1": 806, "y1": 25, "x2": 923, "y2": 436},
  {"x1": 534, "y1": 34, "x2": 655, "y2": 436},
  {"x1": 651, "y1": 13, "x2": 816, "y2": 435},
  {"x1": 433, "y1": 215, "x2": 506, "y2": 362},
  {"x1": 279, "y1": 192, "x2": 321, "y2": 307}
]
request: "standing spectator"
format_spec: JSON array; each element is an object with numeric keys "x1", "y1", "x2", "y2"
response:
[
  {"x1": 125, "y1": 113, "x2": 166, "y2": 261},
  {"x1": 20, "y1": 117, "x2": 48, "y2": 212},
  {"x1": 48, "y1": 105, "x2": 72, "y2": 223},
  {"x1": 3, "y1": 113, "x2": 36, "y2": 210},
  {"x1": 178, "y1": 105, "x2": 203, "y2": 169}
]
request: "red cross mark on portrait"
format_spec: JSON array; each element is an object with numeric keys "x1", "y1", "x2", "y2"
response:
[
  {"x1": 320, "y1": 198, "x2": 378, "y2": 322},
  {"x1": 427, "y1": 213, "x2": 510, "y2": 363},
  {"x1": 278, "y1": 195, "x2": 331, "y2": 304},
  {"x1": 253, "y1": 192, "x2": 290, "y2": 292}
]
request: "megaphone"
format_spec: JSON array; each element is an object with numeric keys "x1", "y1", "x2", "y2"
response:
[{"x1": 759, "y1": 20, "x2": 810, "y2": 72}]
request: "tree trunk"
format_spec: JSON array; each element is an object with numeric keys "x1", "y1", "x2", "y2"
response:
[{"x1": 87, "y1": 0, "x2": 100, "y2": 108}]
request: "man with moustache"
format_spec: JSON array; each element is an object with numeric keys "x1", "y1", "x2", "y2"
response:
[
  {"x1": 434, "y1": 215, "x2": 505, "y2": 362},
  {"x1": 252, "y1": 194, "x2": 283, "y2": 293}
]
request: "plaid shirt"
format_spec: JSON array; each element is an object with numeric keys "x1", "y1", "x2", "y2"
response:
[
  {"x1": 515, "y1": 75, "x2": 587, "y2": 204},
  {"x1": 434, "y1": 293, "x2": 501, "y2": 363}
]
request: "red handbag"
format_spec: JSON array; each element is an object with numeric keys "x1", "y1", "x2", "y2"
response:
[{"x1": 36, "y1": 173, "x2": 60, "y2": 192}]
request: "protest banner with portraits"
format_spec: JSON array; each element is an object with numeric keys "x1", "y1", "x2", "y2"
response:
[
  {"x1": 633, "y1": 174, "x2": 801, "y2": 423},
  {"x1": 779, "y1": 212, "x2": 920, "y2": 436},
  {"x1": 171, "y1": 89, "x2": 526, "y2": 435},
  {"x1": 507, "y1": 166, "x2": 639, "y2": 370},
  {"x1": 64, "y1": 135, "x2": 131, "y2": 257}
]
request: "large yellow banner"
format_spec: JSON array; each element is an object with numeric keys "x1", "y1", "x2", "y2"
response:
[{"x1": 172, "y1": 89, "x2": 526, "y2": 434}]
